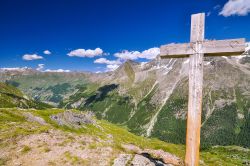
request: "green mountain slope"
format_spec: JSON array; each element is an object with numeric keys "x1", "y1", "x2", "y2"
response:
[
  {"x1": 62, "y1": 57, "x2": 250, "y2": 148},
  {"x1": 1, "y1": 56, "x2": 250, "y2": 149},
  {"x1": 2, "y1": 72, "x2": 91, "y2": 106},
  {"x1": 0, "y1": 82, "x2": 50, "y2": 109}
]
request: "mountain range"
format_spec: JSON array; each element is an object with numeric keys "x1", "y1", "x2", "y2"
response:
[{"x1": 1, "y1": 55, "x2": 250, "y2": 149}]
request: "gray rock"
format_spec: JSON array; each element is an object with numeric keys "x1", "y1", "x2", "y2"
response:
[
  {"x1": 113, "y1": 154, "x2": 132, "y2": 166},
  {"x1": 50, "y1": 110, "x2": 95, "y2": 128},
  {"x1": 121, "y1": 144, "x2": 181, "y2": 165},
  {"x1": 131, "y1": 154, "x2": 170, "y2": 166},
  {"x1": 131, "y1": 154, "x2": 155, "y2": 166},
  {"x1": 23, "y1": 112, "x2": 47, "y2": 125}
]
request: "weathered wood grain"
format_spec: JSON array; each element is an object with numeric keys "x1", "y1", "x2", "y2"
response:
[
  {"x1": 160, "y1": 43, "x2": 192, "y2": 58},
  {"x1": 159, "y1": 12, "x2": 246, "y2": 166},
  {"x1": 203, "y1": 38, "x2": 245, "y2": 56},
  {"x1": 160, "y1": 38, "x2": 245, "y2": 58},
  {"x1": 185, "y1": 13, "x2": 204, "y2": 166}
]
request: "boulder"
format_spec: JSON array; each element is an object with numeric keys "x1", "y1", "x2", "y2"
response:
[
  {"x1": 113, "y1": 154, "x2": 132, "y2": 166},
  {"x1": 121, "y1": 144, "x2": 182, "y2": 165},
  {"x1": 50, "y1": 110, "x2": 95, "y2": 128},
  {"x1": 131, "y1": 154, "x2": 155, "y2": 166},
  {"x1": 23, "y1": 112, "x2": 47, "y2": 125},
  {"x1": 144, "y1": 149, "x2": 181, "y2": 166}
]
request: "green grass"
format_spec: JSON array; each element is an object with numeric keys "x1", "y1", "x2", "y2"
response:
[
  {"x1": 0, "y1": 108, "x2": 249, "y2": 165},
  {"x1": 64, "y1": 151, "x2": 87, "y2": 165},
  {"x1": 21, "y1": 145, "x2": 31, "y2": 154},
  {"x1": 0, "y1": 82, "x2": 52, "y2": 109},
  {"x1": 0, "y1": 108, "x2": 50, "y2": 148},
  {"x1": 31, "y1": 109, "x2": 108, "y2": 140},
  {"x1": 0, "y1": 158, "x2": 7, "y2": 165},
  {"x1": 43, "y1": 147, "x2": 51, "y2": 152},
  {"x1": 6, "y1": 108, "x2": 184, "y2": 159},
  {"x1": 99, "y1": 119, "x2": 185, "y2": 158},
  {"x1": 37, "y1": 108, "x2": 185, "y2": 156},
  {"x1": 201, "y1": 146, "x2": 250, "y2": 166},
  {"x1": 0, "y1": 82, "x2": 23, "y2": 97}
]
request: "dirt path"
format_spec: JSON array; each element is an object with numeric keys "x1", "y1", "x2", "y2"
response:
[{"x1": 1, "y1": 129, "x2": 114, "y2": 166}]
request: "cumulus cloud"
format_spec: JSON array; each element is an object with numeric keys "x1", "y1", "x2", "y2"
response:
[
  {"x1": 94, "y1": 58, "x2": 122, "y2": 72},
  {"x1": 106, "y1": 64, "x2": 120, "y2": 71},
  {"x1": 36, "y1": 64, "x2": 44, "y2": 71},
  {"x1": 22, "y1": 54, "x2": 43, "y2": 61},
  {"x1": 94, "y1": 58, "x2": 122, "y2": 65},
  {"x1": 43, "y1": 50, "x2": 51, "y2": 55},
  {"x1": 67, "y1": 48, "x2": 103, "y2": 58},
  {"x1": 93, "y1": 47, "x2": 160, "y2": 72},
  {"x1": 220, "y1": 0, "x2": 250, "y2": 17},
  {"x1": 114, "y1": 47, "x2": 160, "y2": 60},
  {"x1": 95, "y1": 71, "x2": 102, "y2": 73},
  {"x1": 34, "y1": 63, "x2": 70, "y2": 72},
  {"x1": 114, "y1": 50, "x2": 140, "y2": 60},
  {"x1": 139, "y1": 47, "x2": 160, "y2": 59},
  {"x1": 45, "y1": 69, "x2": 70, "y2": 73}
]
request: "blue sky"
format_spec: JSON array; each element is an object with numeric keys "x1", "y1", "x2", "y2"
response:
[{"x1": 0, "y1": 0, "x2": 250, "y2": 72}]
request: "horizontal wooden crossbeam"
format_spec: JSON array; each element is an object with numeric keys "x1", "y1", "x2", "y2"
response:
[{"x1": 160, "y1": 38, "x2": 246, "y2": 58}]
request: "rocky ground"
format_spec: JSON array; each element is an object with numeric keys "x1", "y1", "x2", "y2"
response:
[
  {"x1": 0, "y1": 108, "x2": 183, "y2": 166},
  {"x1": 0, "y1": 108, "x2": 249, "y2": 166}
]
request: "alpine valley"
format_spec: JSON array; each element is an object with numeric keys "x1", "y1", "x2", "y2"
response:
[{"x1": 0, "y1": 55, "x2": 250, "y2": 165}]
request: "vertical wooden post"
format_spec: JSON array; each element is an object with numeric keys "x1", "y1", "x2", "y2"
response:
[
  {"x1": 160, "y1": 12, "x2": 245, "y2": 166},
  {"x1": 185, "y1": 13, "x2": 205, "y2": 166}
]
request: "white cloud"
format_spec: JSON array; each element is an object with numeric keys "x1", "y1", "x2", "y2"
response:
[
  {"x1": 114, "y1": 47, "x2": 160, "y2": 60},
  {"x1": 94, "y1": 58, "x2": 122, "y2": 65},
  {"x1": 36, "y1": 64, "x2": 44, "y2": 71},
  {"x1": 94, "y1": 58, "x2": 122, "y2": 72},
  {"x1": 139, "y1": 47, "x2": 160, "y2": 59},
  {"x1": 43, "y1": 50, "x2": 51, "y2": 55},
  {"x1": 67, "y1": 48, "x2": 103, "y2": 58},
  {"x1": 94, "y1": 47, "x2": 160, "y2": 72},
  {"x1": 220, "y1": 0, "x2": 250, "y2": 17},
  {"x1": 22, "y1": 54, "x2": 43, "y2": 61},
  {"x1": 95, "y1": 71, "x2": 102, "y2": 73},
  {"x1": 114, "y1": 50, "x2": 140, "y2": 60},
  {"x1": 45, "y1": 69, "x2": 70, "y2": 73},
  {"x1": 206, "y1": 11, "x2": 211, "y2": 17},
  {"x1": 106, "y1": 64, "x2": 120, "y2": 71}
]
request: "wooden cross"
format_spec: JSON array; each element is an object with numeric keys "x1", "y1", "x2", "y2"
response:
[{"x1": 160, "y1": 13, "x2": 246, "y2": 166}]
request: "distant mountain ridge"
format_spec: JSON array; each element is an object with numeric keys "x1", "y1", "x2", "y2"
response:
[
  {"x1": 0, "y1": 55, "x2": 249, "y2": 148},
  {"x1": 0, "y1": 82, "x2": 50, "y2": 109}
]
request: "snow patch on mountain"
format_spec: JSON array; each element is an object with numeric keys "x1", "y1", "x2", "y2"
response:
[
  {"x1": 45, "y1": 69, "x2": 71, "y2": 73},
  {"x1": 246, "y1": 42, "x2": 250, "y2": 53},
  {"x1": 163, "y1": 59, "x2": 177, "y2": 75},
  {"x1": 0, "y1": 67, "x2": 31, "y2": 72}
]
